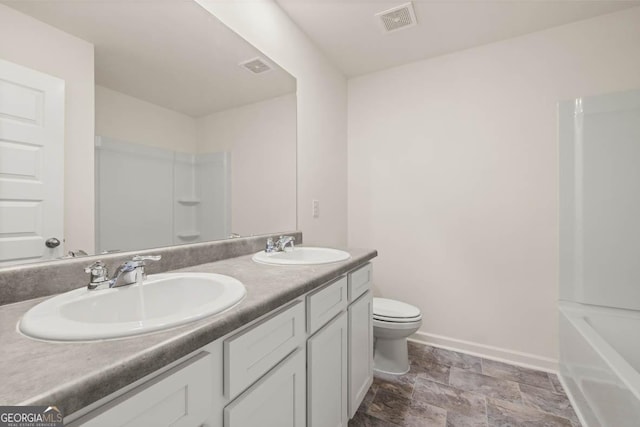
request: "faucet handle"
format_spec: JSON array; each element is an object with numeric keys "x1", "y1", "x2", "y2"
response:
[
  {"x1": 85, "y1": 261, "x2": 109, "y2": 288},
  {"x1": 130, "y1": 255, "x2": 161, "y2": 282},
  {"x1": 265, "y1": 237, "x2": 276, "y2": 253},
  {"x1": 85, "y1": 260, "x2": 106, "y2": 275}
]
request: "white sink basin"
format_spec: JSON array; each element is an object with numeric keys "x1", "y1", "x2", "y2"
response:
[
  {"x1": 252, "y1": 247, "x2": 351, "y2": 265},
  {"x1": 19, "y1": 273, "x2": 246, "y2": 341}
]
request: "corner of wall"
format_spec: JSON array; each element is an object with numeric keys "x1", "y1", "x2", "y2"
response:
[{"x1": 195, "y1": 0, "x2": 349, "y2": 247}]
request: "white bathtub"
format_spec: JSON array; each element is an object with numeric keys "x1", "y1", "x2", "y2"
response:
[{"x1": 559, "y1": 302, "x2": 640, "y2": 427}]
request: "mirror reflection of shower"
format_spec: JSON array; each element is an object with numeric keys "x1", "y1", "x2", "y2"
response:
[{"x1": 95, "y1": 136, "x2": 230, "y2": 253}]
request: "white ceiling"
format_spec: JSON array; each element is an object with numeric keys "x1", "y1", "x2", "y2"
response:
[
  {"x1": 276, "y1": 0, "x2": 640, "y2": 77},
  {"x1": 3, "y1": 0, "x2": 296, "y2": 117}
]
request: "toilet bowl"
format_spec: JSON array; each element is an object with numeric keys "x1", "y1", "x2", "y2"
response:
[{"x1": 373, "y1": 298, "x2": 422, "y2": 375}]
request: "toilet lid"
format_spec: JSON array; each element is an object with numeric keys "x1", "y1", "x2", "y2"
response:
[
  {"x1": 373, "y1": 314, "x2": 422, "y2": 323},
  {"x1": 373, "y1": 298, "x2": 421, "y2": 320}
]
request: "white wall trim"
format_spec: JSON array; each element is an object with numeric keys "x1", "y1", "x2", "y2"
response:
[{"x1": 410, "y1": 331, "x2": 559, "y2": 373}]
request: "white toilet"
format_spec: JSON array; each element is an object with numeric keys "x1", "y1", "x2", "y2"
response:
[{"x1": 373, "y1": 297, "x2": 422, "y2": 375}]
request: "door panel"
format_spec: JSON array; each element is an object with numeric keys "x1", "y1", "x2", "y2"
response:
[{"x1": 0, "y1": 58, "x2": 64, "y2": 265}]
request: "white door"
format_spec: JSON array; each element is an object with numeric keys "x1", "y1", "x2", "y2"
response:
[{"x1": 0, "y1": 58, "x2": 65, "y2": 266}]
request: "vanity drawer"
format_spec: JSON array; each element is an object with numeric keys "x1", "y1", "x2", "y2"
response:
[
  {"x1": 224, "y1": 348, "x2": 306, "y2": 427},
  {"x1": 72, "y1": 352, "x2": 213, "y2": 427},
  {"x1": 224, "y1": 300, "x2": 305, "y2": 399},
  {"x1": 307, "y1": 276, "x2": 348, "y2": 334},
  {"x1": 348, "y1": 263, "x2": 372, "y2": 302}
]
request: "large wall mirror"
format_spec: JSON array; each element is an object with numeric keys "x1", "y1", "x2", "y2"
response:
[{"x1": 0, "y1": 1, "x2": 297, "y2": 267}]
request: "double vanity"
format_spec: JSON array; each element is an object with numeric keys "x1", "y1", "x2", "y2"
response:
[{"x1": 0, "y1": 234, "x2": 376, "y2": 427}]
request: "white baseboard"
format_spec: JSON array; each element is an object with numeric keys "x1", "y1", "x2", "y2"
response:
[{"x1": 410, "y1": 331, "x2": 559, "y2": 373}]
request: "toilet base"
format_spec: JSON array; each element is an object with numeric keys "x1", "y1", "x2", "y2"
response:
[{"x1": 373, "y1": 336, "x2": 410, "y2": 375}]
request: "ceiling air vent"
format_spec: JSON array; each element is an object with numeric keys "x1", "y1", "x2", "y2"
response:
[
  {"x1": 375, "y1": 2, "x2": 417, "y2": 33},
  {"x1": 239, "y1": 57, "x2": 272, "y2": 74}
]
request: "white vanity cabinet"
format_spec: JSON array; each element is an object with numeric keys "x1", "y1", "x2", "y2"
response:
[
  {"x1": 68, "y1": 262, "x2": 374, "y2": 427},
  {"x1": 307, "y1": 310, "x2": 348, "y2": 427},
  {"x1": 223, "y1": 301, "x2": 305, "y2": 400},
  {"x1": 347, "y1": 263, "x2": 374, "y2": 417},
  {"x1": 306, "y1": 277, "x2": 349, "y2": 427},
  {"x1": 348, "y1": 290, "x2": 373, "y2": 418},
  {"x1": 306, "y1": 264, "x2": 373, "y2": 427},
  {"x1": 222, "y1": 301, "x2": 306, "y2": 427},
  {"x1": 69, "y1": 352, "x2": 214, "y2": 427},
  {"x1": 224, "y1": 349, "x2": 306, "y2": 427}
]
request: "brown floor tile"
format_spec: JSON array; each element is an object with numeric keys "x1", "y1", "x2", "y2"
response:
[
  {"x1": 548, "y1": 373, "x2": 566, "y2": 395},
  {"x1": 519, "y1": 384, "x2": 580, "y2": 425},
  {"x1": 481, "y1": 359, "x2": 554, "y2": 391},
  {"x1": 413, "y1": 377, "x2": 487, "y2": 421},
  {"x1": 408, "y1": 340, "x2": 427, "y2": 359},
  {"x1": 487, "y1": 398, "x2": 573, "y2": 427},
  {"x1": 367, "y1": 390, "x2": 447, "y2": 427},
  {"x1": 423, "y1": 347, "x2": 483, "y2": 373},
  {"x1": 355, "y1": 382, "x2": 380, "y2": 414},
  {"x1": 367, "y1": 344, "x2": 581, "y2": 427},
  {"x1": 350, "y1": 411, "x2": 401, "y2": 427},
  {"x1": 446, "y1": 410, "x2": 489, "y2": 427},
  {"x1": 449, "y1": 368, "x2": 521, "y2": 403},
  {"x1": 411, "y1": 356, "x2": 451, "y2": 385},
  {"x1": 358, "y1": 382, "x2": 380, "y2": 413},
  {"x1": 374, "y1": 369, "x2": 418, "y2": 400}
]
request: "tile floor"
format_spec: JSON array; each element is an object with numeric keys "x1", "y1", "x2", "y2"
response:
[{"x1": 349, "y1": 341, "x2": 581, "y2": 427}]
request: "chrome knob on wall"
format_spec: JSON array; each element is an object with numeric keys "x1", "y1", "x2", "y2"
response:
[{"x1": 45, "y1": 238, "x2": 61, "y2": 248}]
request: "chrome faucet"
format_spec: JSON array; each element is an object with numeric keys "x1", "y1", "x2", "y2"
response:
[
  {"x1": 265, "y1": 237, "x2": 277, "y2": 253},
  {"x1": 276, "y1": 235, "x2": 295, "y2": 252},
  {"x1": 85, "y1": 255, "x2": 161, "y2": 290},
  {"x1": 264, "y1": 236, "x2": 295, "y2": 253}
]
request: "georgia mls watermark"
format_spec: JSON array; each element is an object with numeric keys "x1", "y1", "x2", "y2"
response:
[{"x1": 0, "y1": 406, "x2": 63, "y2": 427}]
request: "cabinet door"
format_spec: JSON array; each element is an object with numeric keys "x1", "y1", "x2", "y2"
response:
[
  {"x1": 224, "y1": 301, "x2": 305, "y2": 400},
  {"x1": 73, "y1": 352, "x2": 213, "y2": 427},
  {"x1": 308, "y1": 311, "x2": 348, "y2": 427},
  {"x1": 348, "y1": 291, "x2": 373, "y2": 418},
  {"x1": 224, "y1": 348, "x2": 305, "y2": 427}
]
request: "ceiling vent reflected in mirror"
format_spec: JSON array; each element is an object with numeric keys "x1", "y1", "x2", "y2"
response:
[
  {"x1": 375, "y1": 2, "x2": 417, "y2": 33},
  {"x1": 240, "y1": 57, "x2": 273, "y2": 74}
]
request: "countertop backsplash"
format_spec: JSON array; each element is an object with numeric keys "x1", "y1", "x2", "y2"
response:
[{"x1": 0, "y1": 231, "x2": 302, "y2": 306}]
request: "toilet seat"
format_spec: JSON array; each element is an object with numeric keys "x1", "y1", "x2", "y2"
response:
[
  {"x1": 373, "y1": 298, "x2": 422, "y2": 323},
  {"x1": 373, "y1": 314, "x2": 422, "y2": 323}
]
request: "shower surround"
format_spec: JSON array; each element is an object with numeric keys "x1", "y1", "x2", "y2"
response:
[{"x1": 559, "y1": 88, "x2": 640, "y2": 426}]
